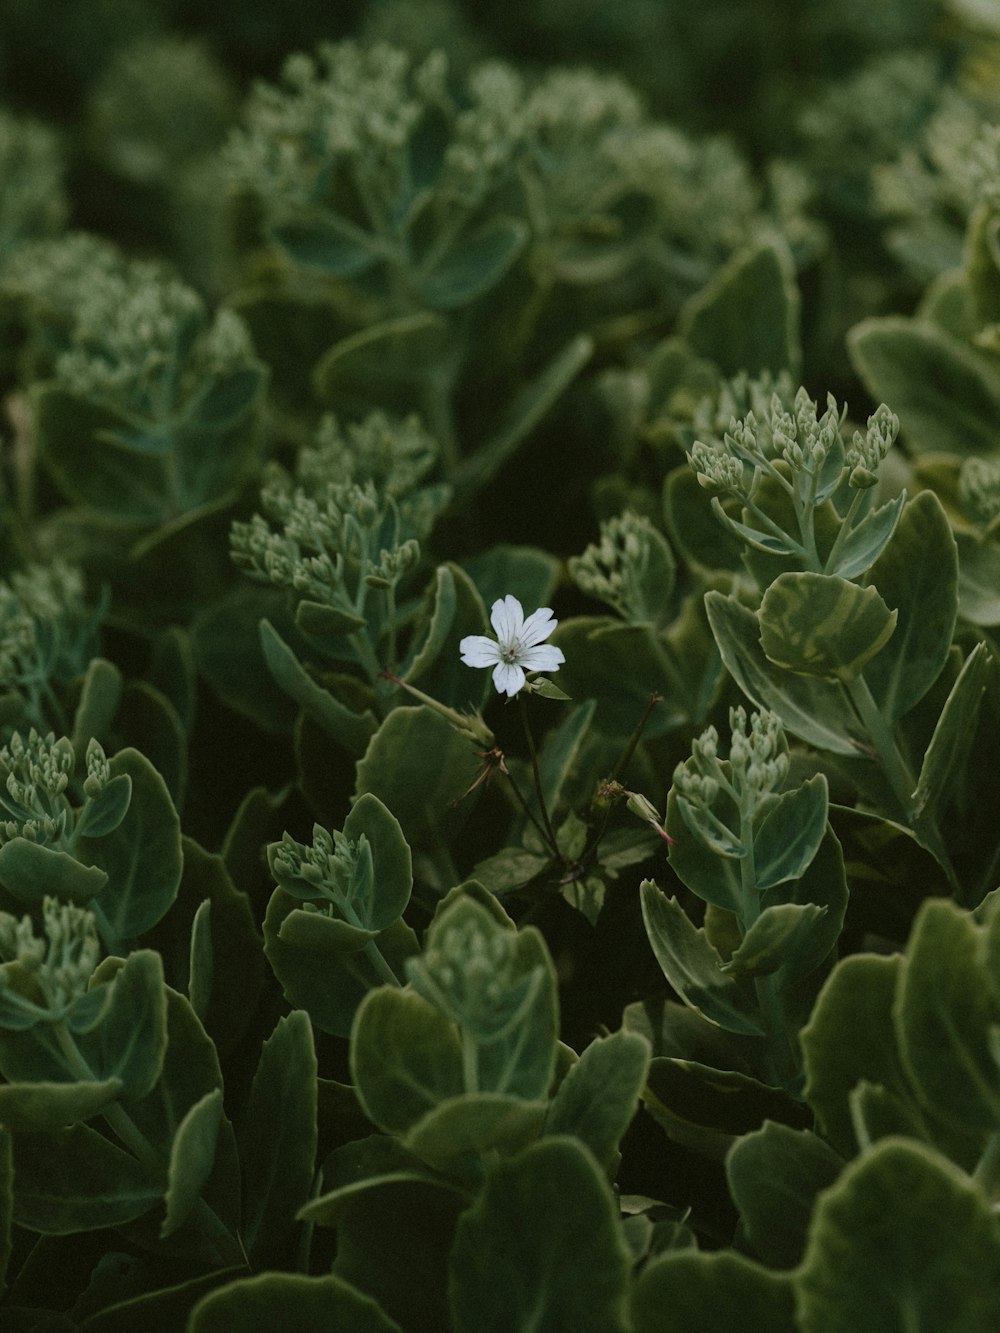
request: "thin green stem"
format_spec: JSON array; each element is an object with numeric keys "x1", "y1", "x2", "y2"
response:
[
  {"x1": 503, "y1": 760, "x2": 561, "y2": 861},
  {"x1": 461, "y1": 1029, "x2": 479, "y2": 1095},
  {"x1": 518, "y1": 692, "x2": 561, "y2": 858}
]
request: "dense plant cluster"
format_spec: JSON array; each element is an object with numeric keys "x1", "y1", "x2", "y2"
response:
[{"x1": 2, "y1": 2, "x2": 1000, "y2": 1330}]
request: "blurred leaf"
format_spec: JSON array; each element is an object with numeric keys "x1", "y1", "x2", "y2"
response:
[
  {"x1": 849, "y1": 317, "x2": 1000, "y2": 456},
  {"x1": 417, "y1": 216, "x2": 528, "y2": 310},
  {"x1": 678, "y1": 238, "x2": 801, "y2": 379},
  {"x1": 404, "y1": 1094, "x2": 547, "y2": 1172},
  {"x1": 449, "y1": 1138, "x2": 631, "y2": 1333},
  {"x1": 12, "y1": 1124, "x2": 160, "y2": 1233},
  {"x1": 632, "y1": 1250, "x2": 796, "y2": 1333},
  {"x1": 0, "y1": 1078, "x2": 124, "y2": 1131},
  {"x1": 189, "y1": 1272, "x2": 401, "y2": 1333},
  {"x1": 956, "y1": 533, "x2": 1000, "y2": 625},
  {"x1": 796, "y1": 1139, "x2": 1000, "y2": 1331},
  {"x1": 726, "y1": 1122, "x2": 843, "y2": 1268}
]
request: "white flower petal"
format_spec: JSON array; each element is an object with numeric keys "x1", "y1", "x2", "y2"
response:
[
  {"x1": 519, "y1": 643, "x2": 565, "y2": 673},
  {"x1": 490, "y1": 594, "x2": 523, "y2": 646},
  {"x1": 460, "y1": 635, "x2": 501, "y2": 668},
  {"x1": 492, "y1": 661, "x2": 525, "y2": 696},
  {"x1": 519, "y1": 606, "x2": 557, "y2": 648}
]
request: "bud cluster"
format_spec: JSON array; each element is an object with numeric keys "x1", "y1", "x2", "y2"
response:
[
  {"x1": 568, "y1": 511, "x2": 663, "y2": 620},
  {"x1": 674, "y1": 707, "x2": 788, "y2": 822},
  {"x1": 270, "y1": 822, "x2": 367, "y2": 916},
  {"x1": 0, "y1": 729, "x2": 74, "y2": 843},
  {"x1": 0, "y1": 896, "x2": 100, "y2": 1016},
  {"x1": 959, "y1": 457, "x2": 1000, "y2": 527},
  {"x1": 845, "y1": 404, "x2": 900, "y2": 489},
  {"x1": 407, "y1": 904, "x2": 542, "y2": 1045}
]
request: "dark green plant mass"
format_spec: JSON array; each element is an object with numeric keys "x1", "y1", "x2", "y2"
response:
[{"x1": 2, "y1": 3, "x2": 1000, "y2": 1330}]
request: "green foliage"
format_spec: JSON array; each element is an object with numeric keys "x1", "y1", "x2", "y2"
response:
[{"x1": 5, "y1": 5, "x2": 1000, "y2": 1327}]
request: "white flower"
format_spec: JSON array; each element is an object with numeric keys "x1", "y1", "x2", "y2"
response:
[{"x1": 459, "y1": 594, "x2": 565, "y2": 697}]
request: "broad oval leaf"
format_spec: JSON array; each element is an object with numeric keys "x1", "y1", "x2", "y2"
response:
[
  {"x1": 759, "y1": 573, "x2": 896, "y2": 682},
  {"x1": 753, "y1": 775, "x2": 829, "y2": 890},
  {"x1": 0, "y1": 838, "x2": 108, "y2": 907}
]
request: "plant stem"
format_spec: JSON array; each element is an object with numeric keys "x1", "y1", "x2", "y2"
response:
[{"x1": 517, "y1": 691, "x2": 561, "y2": 858}]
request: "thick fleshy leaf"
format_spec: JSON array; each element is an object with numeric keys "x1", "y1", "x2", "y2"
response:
[
  {"x1": 759, "y1": 573, "x2": 896, "y2": 682},
  {"x1": 640, "y1": 881, "x2": 766, "y2": 1036},
  {"x1": 631, "y1": 1249, "x2": 797, "y2": 1333},
  {"x1": 0, "y1": 838, "x2": 108, "y2": 907},
  {"x1": 80, "y1": 748, "x2": 182, "y2": 947},
  {"x1": 76, "y1": 774, "x2": 132, "y2": 839},
  {"x1": 189, "y1": 1272, "x2": 401, "y2": 1333},
  {"x1": 896, "y1": 899, "x2": 1000, "y2": 1133},
  {"x1": 161, "y1": 1088, "x2": 224, "y2": 1238},
  {"x1": 12, "y1": 1124, "x2": 161, "y2": 1233},
  {"x1": 722, "y1": 903, "x2": 829, "y2": 980},
  {"x1": 796, "y1": 1139, "x2": 1000, "y2": 1331},
  {"x1": 417, "y1": 216, "x2": 528, "y2": 310},
  {"x1": 239, "y1": 1011, "x2": 318, "y2": 1265},
  {"x1": 350, "y1": 988, "x2": 464, "y2": 1137},
  {"x1": 726, "y1": 1122, "x2": 843, "y2": 1268},
  {"x1": 544, "y1": 1030, "x2": 650, "y2": 1170},
  {"x1": 404, "y1": 1094, "x2": 547, "y2": 1171},
  {"x1": 911, "y1": 642, "x2": 991, "y2": 820},
  {"x1": 957, "y1": 533, "x2": 1000, "y2": 625},
  {"x1": 862, "y1": 490, "x2": 958, "y2": 720},
  {"x1": 678, "y1": 237, "x2": 801, "y2": 378},
  {"x1": 341, "y1": 793, "x2": 413, "y2": 932},
  {"x1": 0, "y1": 1078, "x2": 123, "y2": 1130},
  {"x1": 827, "y1": 492, "x2": 905, "y2": 582},
  {"x1": 705, "y1": 593, "x2": 860, "y2": 755},
  {"x1": 264, "y1": 888, "x2": 418, "y2": 1037},
  {"x1": 848, "y1": 316, "x2": 1000, "y2": 456},
  {"x1": 448, "y1": 1138, "x2": 631, "y2": 1333},
  {"x1": 259, "y1": 618, "x2": 378, "y2": 755},
  {"x1": 753, "y1": 776, "x2": 828, "y2": 890},
  {"x1": 665, "y1": 790, "x2": 742, "y2": 913}
]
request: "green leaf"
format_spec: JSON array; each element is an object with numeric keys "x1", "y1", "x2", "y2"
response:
[
  {"x1": 848, "y1": 316, "x2": 1000, "y2": 456},
  {"x1": 76, "y1": 775, "x2": 132, "y2": 840},
  {"x1": 449, "y1": 1138, "x2": 631, "y2": 1333},
  {"x1": 192, "y1": 585, "x2": 298, "y2": 735},
  {"x1": 70, "y1": 657, "x2": 124, "y2": 759},
  {"x1": 161, "y1": 1088, "x2": 224, "y2": 1238},
  {"x1": 0, "y1": 838, "x2": 109, "y2": 907},
  {"x1": 665, "y1": 791, "x2": 742, "y2": 913},
  {"x1": 460, "y1": 545, "x2": 561, "y2": 615},
  {"x1": 451, "y1": 334, "x2": 593, "y2": 499},
  {"x1": 912, "y1": 642, "x2": 991, "y2": 819},
  {"x1": 264, "y1": 889, "x2": 417, "y2": 1037},
  {"x1": 0, "y1": 1078, "x2": 123, "y2": 1130},
  {"x1": 957, "y1": 533, "x2": 1000, "y2": 625},
  {"x1": 350, "y1": 988, "x2": 464, "y2": 1137},
  {"x1": 801, "y1": 954, "x2": 911, "y2": 1158},
  {"x1": 544, "y1": 1030, "x2": 650, "y2": 1170},
  {"x1": 74, "y1": 950, "x2": 168, "y2": 1099},
  {"x1": 294, "y1": 600, "x2": 367, "y2": 638},
  {"x1": 313, "y1": 312, "x2": 448, "y2": 411},
  {"x1": 828, "y1": 492, "x2": 905, "y2": 582},
  {"x1": 726, "y1": 1122, "x2": 843, "y2": 1269},
  {"x1": 705, "y1": 593, "x2": 860, "y2": 755},
  {"x1": 81, "y1": 748, "x2": 182, "y2": 947},
  {"x1": 417, "y1": 216, "x2": 528, "y2": 310},
  {"x1": 631, "y1": 1250, "x2": 796, "y2": 1333},
  {"x1": 643, "y1": 1058, "x2": 809, "y2": 1160},
  {"x1": 240, "y1": 1011, "x2": 318, "y2": 1266},
  {"x1": 550, "y1": 619, "x2": 684, "y2": 738},
  {"x1": 664, "y1": 466, "x2": 744, "y2": 573},
  {"x1": 640, "y1": 881, "x2": 766, "y2": 1036},
  {"x1": 862, "y1": 489, "x2": 958, "y2": 720},
  {"x1": 353, "y1": 706, "x2": 479, "y2": 858},
  {"x1": 342, "y1": 793, "x2": 413, "y2": 932},
  {"x1": 758, "y1": 573, "x2": 896, "y2": 682},
  {"x1": 404, "y1": 563, "x2": 489, "y2": 710},
  {"x1": 189, "y1": 1272, "x2": 401, "y2": 1333},
  {"x1": 33, "y1": 386, "x2": 169, "y2": 523},
  {"x1": 301, "y1": 1135, "x2": 463, "y2": 1229},
  {"x1": 795, "y1": 1139, "x2": 1000, "y2": 1331},
  {"x1": 722, "y1": 903, "x2": 829, "y2": 980},
  {"x1": 896, "y1": 899, "x2": 1000, "y2": 1134},
  {"x1": 271, "y1": 215, "x2": 380, "y2": 277},
  {"x1": 753, "y1": 776, "x2": 828, "y2": 890},
  {"x1": 259, "y1": 619, "x2": 378, "y2": 755},
  {"x1": 11, "y1": 1123, "x2": 161, "y2": 1233},
  {"x1": 678, "y1": 237, "x2": 801, "y2": 378},
  {"x1": 188, "y1": 364, "x2": 268, "y2": 435},
  {"x1": 405, "y1": 1094, "x2": 547, "y2": 1171},
  {"x1": 531, "y1": 699, "x2": 596, "y2": 824}
]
